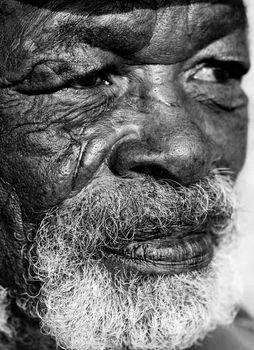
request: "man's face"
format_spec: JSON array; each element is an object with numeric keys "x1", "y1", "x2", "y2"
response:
[{"x1": 0, "y1": 0, "x2": 250, "y2": 349}]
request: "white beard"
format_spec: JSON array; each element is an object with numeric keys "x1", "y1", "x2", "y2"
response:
[
  {"x1": 34, "y1": 239, "x2": 240, "y2": 350},
  {"x1": 12, "y1": 174, "x2": 240, "y2": 350}
]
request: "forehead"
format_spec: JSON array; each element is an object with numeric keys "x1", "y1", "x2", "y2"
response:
[
  {"x1": 1, "y1": 0, "x2": 248, "y2": 69},
  {"x1": 20, "y1": 0, "x2": 246, "y2": 60}
]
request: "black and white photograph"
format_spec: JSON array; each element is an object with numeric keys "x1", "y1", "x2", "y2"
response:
[{"x1": 0, "y1": 1, "x2": 254, "y2": 349}]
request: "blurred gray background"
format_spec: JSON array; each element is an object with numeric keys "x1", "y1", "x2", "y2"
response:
[{"x1": 237, "y1": 0, "x2": 254, "y2": 317}]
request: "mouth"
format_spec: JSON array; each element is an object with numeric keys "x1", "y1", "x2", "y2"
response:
[{"x1": 103, "y1": 232, "x2": 214, "y2": 275}]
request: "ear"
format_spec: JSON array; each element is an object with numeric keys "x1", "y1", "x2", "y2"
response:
[
  {"x1": 0, "y1": 179, "x2": 24, "y2": 239},
  {"x1": 0, "y1": 179, "x2": 27, "y2": 292}
]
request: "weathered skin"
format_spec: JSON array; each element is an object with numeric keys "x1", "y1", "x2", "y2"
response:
[{"x1": 0, "y1": 0, "x2": 250, "y2": 349}]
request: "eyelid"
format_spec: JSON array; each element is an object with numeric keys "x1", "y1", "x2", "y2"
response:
[
  {"x1": 67, "y1": 68, "x2": 115, "y2": 89},
  {"x1": 187, "y1": 58, "x2": 248, "y2": 83},
  {"x1": 13, "y1": 62, "x2": 118, "y2": 95},
  {"x1": 203, "y1": 59, "x2": 248, "y2": 74}
]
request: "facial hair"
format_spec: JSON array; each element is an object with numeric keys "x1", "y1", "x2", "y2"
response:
[{"x1": 21, "y1": 174, "x2": 240, "y2": 350}]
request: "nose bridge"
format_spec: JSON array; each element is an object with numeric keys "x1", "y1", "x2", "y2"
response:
[
  {"x1": 142, "y1": 64, "x2": 181, "y2": 106},
  {"x1": 141, "y1": 66, "x2": 203, "y2": 154}
]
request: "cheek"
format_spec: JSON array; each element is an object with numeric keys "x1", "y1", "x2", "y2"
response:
[
  {"x1": 0, "y1": 94, "x2": 79, "y2": 213},
  {"x1": 0, "y1": 90, "x2": 97, "y2": 213},
  {"x1": 0, "y1": 133, "x2": 80, "y2": 214},
  {"x1": 204, "y1": 107, "x2": 248, "y2": 175}
]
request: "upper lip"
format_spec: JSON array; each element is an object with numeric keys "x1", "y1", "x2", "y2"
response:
[{"x1": 102, "y1": 224, "x2": 211, "y2": 255}]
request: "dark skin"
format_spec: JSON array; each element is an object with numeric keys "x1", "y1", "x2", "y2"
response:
[{"x1": 0, "y1": 0, "x2": 250, "y2": 349}]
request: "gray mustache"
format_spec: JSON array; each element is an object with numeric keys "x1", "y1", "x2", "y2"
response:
[{"x1": 36, "y1": 174, "x2": 236, "y2": 257}]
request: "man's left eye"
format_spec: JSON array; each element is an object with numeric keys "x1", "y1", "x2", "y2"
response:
[
  {"x1": 191, "y1": 61, "x2": 247, "y2": 84},
  {"x1": 193, "y1": 66, "x2": 229, "y2": 83}
]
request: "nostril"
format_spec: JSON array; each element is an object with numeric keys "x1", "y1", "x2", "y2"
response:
[
  {"x1": 108, "y1": 135, "x2": 212, "y2": 185},
  {"x1": 121, "y1": 164, "x2": 179, "y2": 182},
  {"x1": 108, "y1": 141, "x2": 182, "y2": 182}
]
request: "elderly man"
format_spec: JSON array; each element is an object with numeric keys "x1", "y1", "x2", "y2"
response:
[{"x1": 0, "y1": 0, "x2": 253, "y2": 349}]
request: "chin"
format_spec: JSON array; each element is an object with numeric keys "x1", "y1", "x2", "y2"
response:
[{"x1": 25, "y1": 239, "x2": 240, "y2": 350}]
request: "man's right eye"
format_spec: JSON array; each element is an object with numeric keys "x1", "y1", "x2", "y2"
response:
[
  {"x1": 68, "y1": 72, "x2": 113, "y2": 89},
  {"x1": 13, "y1": 63, "x2": 114, "y2": 95}
]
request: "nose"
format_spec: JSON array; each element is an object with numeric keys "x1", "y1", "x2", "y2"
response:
[{"x1": 108, "y1": 113, "x2": 219, "y2": 185}]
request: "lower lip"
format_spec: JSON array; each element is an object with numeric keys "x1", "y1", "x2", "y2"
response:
[{"x1": 103, "y1": 234, "x2": 214, "y2": 275}]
